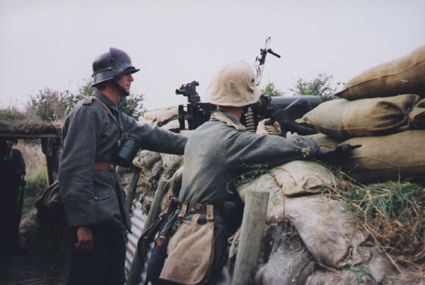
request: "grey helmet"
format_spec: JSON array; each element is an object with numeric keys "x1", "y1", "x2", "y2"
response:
[{"x1": 92, "y1": 48, "x2": 140, "y2": 87}]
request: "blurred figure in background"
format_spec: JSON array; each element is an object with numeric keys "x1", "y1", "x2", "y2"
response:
[{"x1": 0, "y1": 138, "x2": 26, "y2": 255}]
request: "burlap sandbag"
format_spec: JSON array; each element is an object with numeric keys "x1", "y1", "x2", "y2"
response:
[
  {"x1": 160, "y1": 154, "x2": 183, "y2": 179},
  {"x1": 304, "y1": 133, "x2": 341, "y2": 149},
  {"x1": 299, "y1": 94, "x2": 420, "y2": 139},
  {"x1": 335, "y1": 45, "x2": 425, "y2": 100},
  {"x1": 284, "y1": 196, "x2": 374, "y2": 269},
  {"x1": 132, "y1": 150, "x2": 162, "y2": 169},
  {"x1": 306, "y1": 252, "x2": 395, "y2": 285},
  {"x1": 410, "y1": 98, "x2": 425, "y2": 128},
  {"x1": 342, "y1": 130, "x2": 425, "y2": 183},
  {"x1": 236, "y1": 161, "x2": 337, "y2": 222},
  {"x1": 255, "y1": 223, "x2": 315, "y2": 285},
  {"x1": 139, "y1": 107, "x2": 178, "y2": 127}
]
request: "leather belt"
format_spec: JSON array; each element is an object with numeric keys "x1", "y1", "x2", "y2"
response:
[
  {"x1": 94, "y1": 162, "x2": 116, "y2": 171},
  {"x1": 178, "y1": 202, "x2": 221, "y2": 220}
]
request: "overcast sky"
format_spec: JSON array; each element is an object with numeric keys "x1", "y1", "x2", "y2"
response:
[{"x1": 1, "y1": 0, "x2": 424, "y2": 111}]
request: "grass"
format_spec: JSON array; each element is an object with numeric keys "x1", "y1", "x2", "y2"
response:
[
  {"x1": 328, "y1": 176, "x2": 425, "y2": 270},
  {"x1": 23, "y1": 171, "x2": 48, "y2": 216}
]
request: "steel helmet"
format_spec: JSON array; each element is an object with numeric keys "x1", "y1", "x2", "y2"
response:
[
  {"x1": 207, "y1": 61, "x2": 261, "y2": 107},
  {"x1": 92, "y1": 48, "x2": 140, "y2": 87}
]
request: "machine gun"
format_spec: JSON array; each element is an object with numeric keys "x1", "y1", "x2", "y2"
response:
[
  {"x1": 242, "y1": 95, "x2": 324, "y2": 136},
  {"x1": 176, "y1": 82, "x2": 323, "y2": 135},
  {"x1": 175, "y1": 37, "x2": 324, "y2": 134},
  {"x1": 175, "y1": 81, "x2": 216, "y2": 130}
]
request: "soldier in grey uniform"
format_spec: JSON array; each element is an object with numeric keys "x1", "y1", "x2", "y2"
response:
[
  {"x1": 156, "y1": 61, "x2": 321, "y2": 285},
  {"x1": 58, "y1": 48, "x2": 187, "y2": 285}
]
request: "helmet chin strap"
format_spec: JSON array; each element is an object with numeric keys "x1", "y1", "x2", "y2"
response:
[{"x1": 112, "y1": 80, "x2": 129, "y2": 97}]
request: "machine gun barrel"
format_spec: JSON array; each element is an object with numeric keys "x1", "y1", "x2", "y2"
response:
[{"x1": 245, "y1": 95, "x2": 324, "y2": 136}]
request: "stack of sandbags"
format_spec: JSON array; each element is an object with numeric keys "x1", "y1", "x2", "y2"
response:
[
  {"x1": 299, "y1": 45, "x2": 425, "y2": 183},
  {"x1": 139, "y1": 107, "x2": 180, "y2": 131},
  {"x1": 234, "y1": 160, "x2": 397, "y2": 285}
]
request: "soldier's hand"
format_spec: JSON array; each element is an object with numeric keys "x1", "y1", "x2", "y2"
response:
[
  {"x1": 75, "y1": 226, "x2": 94, "y2": 251},
  {"x1": 316, "y1": 144, "x2": 361, "y2": 165},
  {"x1": 256, "y1": 119, "x2": 281, "y2": 136}
]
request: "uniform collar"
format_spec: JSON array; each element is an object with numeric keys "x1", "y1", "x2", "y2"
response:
[
  {"x1": 211, "y1": 111, "x2": 246, "y2": 131},
  {"x1": 93, "y1": 90, "x2": 120, "y2": 113}
]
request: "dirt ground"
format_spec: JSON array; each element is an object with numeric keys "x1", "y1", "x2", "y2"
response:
[
  {"x1": 0, "y1": 141, "x2": 64, "y2": 285},
  {"x1": 0, "y1": 209, "x2": 65, "y2": 285}
]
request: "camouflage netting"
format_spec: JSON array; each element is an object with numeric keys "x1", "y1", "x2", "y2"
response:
[{"x1": 120, "y1": 105, "x2": 424, "y2": 285}]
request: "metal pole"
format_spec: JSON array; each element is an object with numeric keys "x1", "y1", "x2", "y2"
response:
[
  {"x1": 127, "y1": 179, "x2": 168, "y2": 285},
  {"x1": 231, "y1": 191, "x2": 269, "y2": 285},
  {"x1": 126, "y1": 168, "x2": 141, "y2": 213}
]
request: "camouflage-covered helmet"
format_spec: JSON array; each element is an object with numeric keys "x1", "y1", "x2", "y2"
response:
[
  {"x1": 92, "y1": 48, "x2": 140, "y2": 87},
  {"x1": 207, "y1": 61, "x2": 261, "y2": 107}
]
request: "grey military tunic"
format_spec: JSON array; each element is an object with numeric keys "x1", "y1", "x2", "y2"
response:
[
  {"x1": 173, "y1": 110, "x2": 320, "y2": 283},
  {"x1": 59, "y1": 91, "x2": 187, "y2": 229},
  {"x1": 179, "y1": 110, "x2": 319, "y2": 204}
]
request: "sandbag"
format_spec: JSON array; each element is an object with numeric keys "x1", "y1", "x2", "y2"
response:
[
  {"x1": 140, "y1": 107, "x2": 178, "y2": 127},
  {"x1": 306, "y1": 270, "x2": 361, "y2": 285},
  {"x1": 236, "y1": 161, "x2": 336, "y2": 222},
  {"x1": 255, "y1": 223, "x2": 315, "y2": 285},
  {"x1": 161, "y1": 119, "x2": 181, "y2": 132},
  {"x1": 270, "y1": 161, "x2": 337, "y2": 197},
  {"x1": 284, "y1": 196, "x2": 374, "y2": 269},
  {"x1": 299, "y1": 94, "x2": 420, "y2": 139},
  {"x1": 133, "y1": 150, "x2": 162, "y2": 169},
  {"x1": 160, "y1": 154, "x2": 183, "y2": 179},
  {"x1": 410, "y1": 98, "x2": 425, "y2": 128},
  {"x1": 306, "y1": 252, "x2": 396, "y2": 285},
  {"x1": 335, "y1": 45, "x2": 425, "y2": 100},
  {"x1": 236, "y1": 173, "x2": 284, "y2": 222},
  {"x1": 342, "y1": 130, "x2": 425, "y2": 183},
  {"x1": 304, "y1": 133, "x2": 341, "y2": 149}
]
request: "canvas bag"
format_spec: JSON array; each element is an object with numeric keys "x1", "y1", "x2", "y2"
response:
[
  {"x1": 335, "y1": 45, "x2": 425, "y2": 100},
  {"x1": 35, "y1": 181, "x2": 63, "y2": 226},
  {"x1": 160, "y1": 212, "x2": 215, "y2": 284},
  {"x1": 299, "y1": 94, "x2": 420, "y2": 139}
]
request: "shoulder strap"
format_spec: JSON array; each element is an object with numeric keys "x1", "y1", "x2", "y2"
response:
[{"x1": 91, "y1": 96, "x2": 125, "y2": 133}]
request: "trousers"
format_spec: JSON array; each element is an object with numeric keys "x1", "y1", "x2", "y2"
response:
[{"x1": 61, "y1": 222, "x2": 126, "y2": 285}]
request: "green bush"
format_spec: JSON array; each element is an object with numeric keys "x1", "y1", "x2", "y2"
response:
[
  {"x1": 24, "y1": 80, "x2": 144, "y2": 121},
  {"x1": 0, "y1": 107, "x2": 27, "y2": 122},
  {"x1": 290, "y1": 73, "x2": 339, "y2": 97}
]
